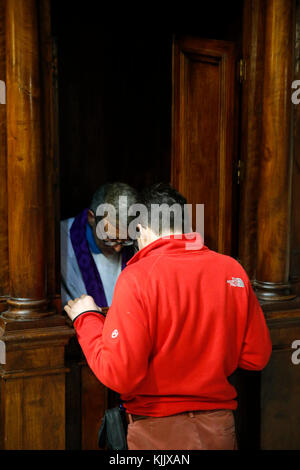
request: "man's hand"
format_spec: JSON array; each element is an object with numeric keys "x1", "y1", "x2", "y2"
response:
[{"x1": 64, "y1": 294, "x2": 101, "y2": 322}]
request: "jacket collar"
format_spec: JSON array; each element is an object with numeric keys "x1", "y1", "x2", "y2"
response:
[{"x1": 127, "y1": 233, "x2": 207, "y2": 266}]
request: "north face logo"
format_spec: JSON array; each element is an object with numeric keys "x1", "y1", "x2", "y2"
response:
[{"x1": 227, "y1": 277, "x2": 245, "y2": 288}]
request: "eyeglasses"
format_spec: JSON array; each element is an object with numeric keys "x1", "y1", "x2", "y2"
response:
[{"x1": 101, "y1": 239, "x2": 134, "y2": 247}]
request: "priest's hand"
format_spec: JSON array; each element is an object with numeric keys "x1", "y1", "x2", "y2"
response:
[{"x1": 64, "y1": 294, "x2": 101, "y2": 322}]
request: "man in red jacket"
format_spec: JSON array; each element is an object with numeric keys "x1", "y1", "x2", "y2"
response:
[{"x1": 64, "y1": 183, "x2": 272, "y2": 450}]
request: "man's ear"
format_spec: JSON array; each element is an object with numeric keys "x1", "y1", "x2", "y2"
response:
[
  {"x1": 87, "y1": 210, "x2": 95, "y2": 227},
  {"x1": 137, "y1": 223, "x2": 144, "y2": 237}
]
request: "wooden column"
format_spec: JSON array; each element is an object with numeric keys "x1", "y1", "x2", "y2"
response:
[
  {"x1": 254, "y1": 0, "x2": 296, "y2": 300},
  {"x1": 238, "y1": 0, "x2": 266, "y2": 280},
  {"x1": 4, "y1": 0, "x2": 52, "y2": 319},
  {"x1": 0, "y1": 0, "x2": 73, "y2": 450},
  {"x1": 0, "y1": 0, "x2": 8, "y2": 315}
]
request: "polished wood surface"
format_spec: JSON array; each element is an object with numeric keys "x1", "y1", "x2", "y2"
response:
[
  {"x1": 0, "y1": 326, "x2": 71, "y2": 449},
  {"x1": 5, "y1": 0, "x2": 49, "y2": 315},
  {"x1": 65, "y1": 334, "x2": 109, "y2": 450},
  {"x1": 172, "y1": 36, "x2": 238, "y2": 254},
  {"x1": 257, "y1": 0, "x2": 300, "y2": 449},
  {"x1": 0, "y1": 0, "x2": 8, "y2": 314},
  {"x1": 38, "y1": 0, "x2": 62, "y2": 313},
  {"x1": 290, "y1": 0, "x2": 300, "y2": 296},
  {"x1": 81, "y1": 364, "x2": 108, "y2": 450},
  {"x1": 255, "y1": 0, "x2": 295, "y2": 300},
  {"x1": 238, "y1": 0, "x2": 266, "y2": 279},
  {"x1": 261, "y1": 311, "x2": 300, "y2": 449}
]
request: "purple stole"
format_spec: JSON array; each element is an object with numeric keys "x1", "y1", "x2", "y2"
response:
[{"x1": 70, "y1": 208, "x2": 134, "y2": 307}]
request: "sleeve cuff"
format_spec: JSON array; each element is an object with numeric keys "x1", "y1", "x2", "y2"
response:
[{"x1": 72, "y1": 309, "x2": 106, "y2": 326}]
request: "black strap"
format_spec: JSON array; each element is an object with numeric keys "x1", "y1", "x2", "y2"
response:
[{"x1": 72, "y1": 309, "x2": 106, "y2": 325}]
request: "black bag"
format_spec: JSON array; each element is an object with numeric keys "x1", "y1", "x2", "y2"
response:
[{"x1": 98, "y1": 406, "x2": 128, "y2": 450}]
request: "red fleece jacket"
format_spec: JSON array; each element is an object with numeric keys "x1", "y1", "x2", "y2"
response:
[{"x1": 74, "y1": 234, "x2": 272, "y2": 417}]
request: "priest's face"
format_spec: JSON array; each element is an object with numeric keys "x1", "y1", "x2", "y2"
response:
[{"x1": 87, "y1": 210, "x2": 132, "y2": 255}]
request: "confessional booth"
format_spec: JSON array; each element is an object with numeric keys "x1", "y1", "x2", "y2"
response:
[{"x1": 0, "y1": 0, "x2": 300, "y2": 449}]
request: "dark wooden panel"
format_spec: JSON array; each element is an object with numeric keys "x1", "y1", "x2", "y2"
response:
[
  {"x1": 2, "y1": 373, "x2": 66, "y2": 450},
  {"x1": 81, "y1": 364, "x2": 108, "y2": 450},
  {"x1": 65, "y1": 334, "x2": 109, "y2": 450},
  {"x1": 1, "y1": 377, "x2": 23, "y2": 448},
  {"x1": 261, "y1": 319, "x2": 300, "y2": 449},
  {"x1": 0, "y1": 325, "x2": 72, "y2": 450},
  {"x1": 172, "y1": 36, "x2": 238, "y2": 254},
  {"x1": 51, "y1": 5, "x2": 173, "y2": 220},
  {"x1": 229, "y1": 368, "x2": 261, "y2": 450},
  {"x1": 23, "y1": 373, "x2": 66, "y2": 449},
  {"x1": 65, "y1": 359, "x2": 81, "y2": 450},
  {"x1": 38, "y1": 0, "x2": 61, "y2": 311}
]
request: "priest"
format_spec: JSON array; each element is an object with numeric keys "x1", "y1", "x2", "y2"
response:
[{"x1": 60, "y1": 182, "x2": 138, "y2": 308}]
